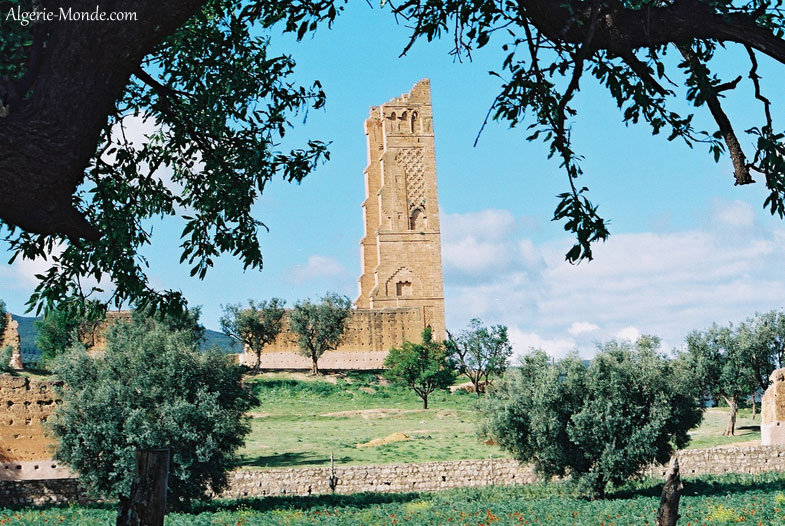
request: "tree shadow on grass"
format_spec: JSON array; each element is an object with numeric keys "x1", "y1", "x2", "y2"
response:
[
  {"x1": 736, "y1": 424, "x2": 761, "y2": 432},
  {"x1": 237, "y1": 452, "x2": 353, "y2": 469},
  {"x1": 189, "y1": 490, "x2": 424, "y2": 514},
  {"x1": 610, "y1": 472, "x2": 785, "y2": 500}
]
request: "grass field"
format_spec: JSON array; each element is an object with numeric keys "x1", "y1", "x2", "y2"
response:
[
  {"x1": 238, "y1": 372, "x2": 761, "y2": 469},
  {"x1": 686, "y1": 407, "x2": 761, "y2": 449},
  {"x1": 2, "y1": 473, "x2": 784, "y2": 525},
  {"x1": 239, "y1": 373, "x2": 508, "y2": 468}
]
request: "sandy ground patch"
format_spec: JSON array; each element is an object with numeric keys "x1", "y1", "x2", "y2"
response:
[
  {"x1": 321, "y1": 408, "x2": 421, "y2": 419},
  {"x1": 356, "y1": 432, "x2": 410, "y2": 448}
]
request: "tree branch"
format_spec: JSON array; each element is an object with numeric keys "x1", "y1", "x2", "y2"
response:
[{"x1": 677, "y1": 44, "x2": 753, "y2": 186}]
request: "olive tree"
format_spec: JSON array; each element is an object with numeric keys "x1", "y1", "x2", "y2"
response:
[
  {"x1": 482, "y1": 336, "x2": 702, "y2": 497},
  {"x1": 384, "y1": 327, "x2": 456, "y2": 409},
  {"x1": 220, "y1": 298, "x2": 286, "y2": 372},
  {"x1": 49, "y1": 314, "x2": 254, "y2": 505},
  {"x1": 446, "y1": 318, "x2": 513, "y2": 396},
  {"x1": 685, "y1": 322, "x2": 762, "y2": 435},
  {"x1": 289, "y1": 292, "x2": 352, "y2": 375}
]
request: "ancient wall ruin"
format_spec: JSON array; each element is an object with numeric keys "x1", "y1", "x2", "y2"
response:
[
  {"x1": 1, "y1": 314, "x2": 22, "y2": 370},
  {"x1": 0, "y1": 375, "x2": 71, "y2": 480},
  {"x1": 247, "y1": 307, "x2": 427, "y2": 369},
  {"x1": 3, "y1": 446, "x2": 785, "y2": 506},
  {"x1": 762, "y1": 367, "x2": 785, "y2": 445}
]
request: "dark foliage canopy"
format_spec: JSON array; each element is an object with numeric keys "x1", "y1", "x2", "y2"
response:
[
  {"x1": 3, "y1": 0, "x2": 785, "y2": 315},
  {"x1": 49, "y1": 314, "x2": 254, "y2": 503},
  {"x1": 482, "y1": 336, "x2": 702, "y2": 496}
]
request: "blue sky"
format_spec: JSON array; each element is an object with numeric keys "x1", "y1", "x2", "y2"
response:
[{"x1": 3, "y1": 3, "x2": 785, "y2": 357}]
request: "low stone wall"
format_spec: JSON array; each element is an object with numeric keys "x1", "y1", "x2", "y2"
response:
[
  {"x1": 0, "y1": 478, "x2": 87, "y2": 507},
  {"x1": 3, "y1": 446, "x2": 785, "y2": 507},
  {"x1": 218, "y1": 459, "x2": 539, "y2": 499}
]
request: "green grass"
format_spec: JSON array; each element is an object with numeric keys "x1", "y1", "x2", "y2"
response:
[
  {"x1": 2, "y1": 473, "x2": 785, "y2": 525},
  {"x1": 685, "y1": 407, "x2": 761, "y2": 449},
  {"x1": 239, "y1": 373, "x2": 763, "y2": 469},
  {"x1": 239, "y1": 373, "x2": 506, "y2": 468}
]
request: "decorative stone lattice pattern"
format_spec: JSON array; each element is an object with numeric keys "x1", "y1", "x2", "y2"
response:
[
  {"x1": 3, "y1": 446, "x2": 785, "y2": 507},
  {"x1": 396, "y1": 148, "x2": 426, "y2": 213}
]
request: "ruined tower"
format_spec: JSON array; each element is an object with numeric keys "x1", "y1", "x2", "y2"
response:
[{"x1": 356, "y1": 79, "x2": 446, "y2": 340}]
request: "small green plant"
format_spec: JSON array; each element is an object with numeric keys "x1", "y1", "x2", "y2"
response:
[
  {"x1": 706, "y1": 502, "x2": 744, "y2": 522},
  {"x1": 0, "y1": 345, "x2": 13, "y2": 374}
]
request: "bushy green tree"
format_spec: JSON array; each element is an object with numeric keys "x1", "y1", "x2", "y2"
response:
[
  {"x1": 384, "y1": 328, "x2": 456, "y2": 409},
  {"x1": 35, "y1": 300, "x2": 106, "y2": 364},
  {"x1": 0, "y1": 346, "x2": 13, "y2": 374},
  {"x1": 446, "y1": 318, "x2": 512, "y2": 396},
  {"x1": 482, "y1": 336, "x2": 702, "y2": 497},
  {"x1": 740, "y1": 311, "x2": 785, "y2": 417},
  {"x1": 289, "y1": 292, "x2": 352, "y2": 375},
  {"x1": 685, "y1": 323, "x2": 761, "y2": 436},
  {"x1": 220, "y1": 298, "x2": 286, "y2": 372},
  {"x1": 49, "y1": 315, "x2": 254, "y2": 504}
]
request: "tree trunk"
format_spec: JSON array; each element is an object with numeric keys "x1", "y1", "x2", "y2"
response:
[
  {"x1": 254, "y1": 351, "x2": 262, "y2": 373},
  {"x1": 117, "y1": 448, "x2": 170, "y2": 526},
  {"x1": 723, "y1": 396, "x2": 738, "y2": 436},
  {"x1": 751, "y1": 393, "x2": 756, "y2": 420},
  {"x1": 311, "y1": 357, "x2": 319, "y2": 376},
  {"x1": 421, "y1": 394, "x2": 428, "y2": 409},
  {"x1": 656, "y1": 457, "x2": 683, "y2": 526}
]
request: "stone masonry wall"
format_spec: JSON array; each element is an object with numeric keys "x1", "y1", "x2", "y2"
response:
[
  {"x1": 0, "y1": 376, "x2": 61, "y2": 466},
  {"x1": 3, "y1": 446, "x2": 785, "y2": 507},
  {"x1": 245, "y1": 308, "x2": 426, "y2": 370},
  {"x1": 1, "y1": 314, "x2": 22, "y2": 370}
]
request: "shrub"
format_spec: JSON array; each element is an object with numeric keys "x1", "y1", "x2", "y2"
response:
[
  {"x1": 0, "y1": 345, "x2": 13, "y2": 374},
  {"x1": 49, "y1": 315, "x2": 255, "y2": 504},
  {"x1": 383, "y1": 328, "x2": 456, "y2": 409},
  {"x1": 482, "y1": 336, "x2": 702, "y2": 497}
]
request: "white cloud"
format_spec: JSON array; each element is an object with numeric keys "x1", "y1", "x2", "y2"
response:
[
  {"x1": 615, "y1": 326, "x2": 641, "y2": 342},
  {"x1": 508, "y1": 328, "x2": 577, "y2": 360},
  {"x1": 569, "y1": 321, "x2": 600, "y2": 336},
  {"x1": 441, "y1": 209, "x2": 520, "y2": 275},
  {"x1": 288, "y1": 255, "x2": 345, "y2": 285},
  {"x1": 710, "y1": 199, "x2": 755, "y2": 229},
  {"x1": 0, "y1": 243, "x2": 64, "y2": 287},
  {"x1": 443, "y1": 202, "x2": 785, "y2": 359}
]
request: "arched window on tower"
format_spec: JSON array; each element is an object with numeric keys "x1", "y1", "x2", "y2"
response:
[
  {"x1": 409, "y1": 208, "x2": 425, "y2": 230},
  {"x1": 410, "y1": 111, "x2": 418, "y2": 133}
]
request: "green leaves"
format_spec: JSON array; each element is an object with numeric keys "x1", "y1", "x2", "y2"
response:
[
  {"x1": 483, "y1": 337, "x2": 702, "y2": 497},
  {"x1": 3, "y1": 0, "x2": 337, "y2": 317},
  {"x1": 220, "y1": 298, "x2": 286, "y2": 371},
  {"x1": 289, "y1": 292, "x2": 352, "y2": 373},
  {"x1": 447, "y1": 318, "x2": 512, "y2": 394},
  {"x1": 553, "y1": 188, "x2": 609, "y2": 263},
  {"x1": 49, "y1": 314, "x2": 254, "y2": 502},
  {"x1": 384, "y1": 328, "x2": 457, "y2": 409}
]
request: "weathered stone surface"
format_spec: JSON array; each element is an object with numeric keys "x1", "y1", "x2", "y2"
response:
[
  {"x1": 5, "y1": 446, "x2": 785, "y2": 506},
  {"x1": 761, "y1": 368, "x2": 785, "y2": 445},
  {"x1": 241, "y1": 81, "x2": 447, "y2": 369},
  {"x1": 1, "y1": 314, "x2": 23, "y2": 370},
  {"x1": 355, "y1": 79, "x2": 446, "y2": 341},
  {"x1": 0, "y1": 375, "x2": 63, "y2": 473}
]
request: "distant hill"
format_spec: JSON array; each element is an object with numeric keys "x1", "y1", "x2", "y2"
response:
[{"x1": 11, "y1": 314, "x2": 239, "y2": 365}]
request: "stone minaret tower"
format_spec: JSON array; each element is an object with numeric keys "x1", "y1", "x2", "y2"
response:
[{"x1": 356, "y1": 79, "x2": 446, "y2": 340}]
